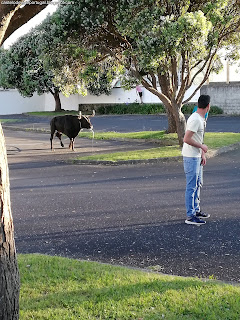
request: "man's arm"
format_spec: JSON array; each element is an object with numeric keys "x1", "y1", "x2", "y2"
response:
[{"x1": 183, "y1": 130, "x2": 208, "y2": 153}]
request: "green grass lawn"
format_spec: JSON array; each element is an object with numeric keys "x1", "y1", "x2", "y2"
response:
[
  {"x1": 81, "y1": 130, "x2": 177, "y2": 141},
  {"x1": 19, "y1": 254, "x2": 240, "y2": 320},
  {"x1": 0, "y1": 119, "x2": 23, "y2": 123},
  {"x1": 26, "y1": 111, "x2": 79, "y2": 117},
  {"x1": 77, "y1": 131, "x2": 240, "y2": 162},
  {"x1": 81, "y1": 131, "x2": 240, "y2": 147},
  {"x1": 76, "y1": 146, "x2": 182, "y2": 162}
]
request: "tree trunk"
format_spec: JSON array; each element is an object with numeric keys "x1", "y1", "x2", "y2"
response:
[
  {"x1": 0, "y1": 124, "x2": 20, "y2": 320},
  {"x1": 172, "y1": 103, "x2": 186, "y2": 147},
  {"x1": 53, "y1": 90, "x2": 62, "y2": 112},
  {"x1": 166, "y1": 108, "x2": 177, "y2": 133},
  {"x1": 0, "y1": 4, "x2": 48, "y2": 320}
]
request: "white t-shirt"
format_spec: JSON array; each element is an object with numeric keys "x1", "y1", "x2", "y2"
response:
[{"x1": 182, "y1": 112, "x2": 205, "y2": 158}]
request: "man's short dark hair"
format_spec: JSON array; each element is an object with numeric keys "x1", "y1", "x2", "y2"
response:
[{"x1": 198, "y1": 95, "x2": 210, "y2": 109}]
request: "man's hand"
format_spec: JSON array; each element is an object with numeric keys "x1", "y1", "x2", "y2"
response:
[
  {"x1": 201, "y1": 144, "x2": 208, "y2": 153},
  {"x1": 201, "y1": 153, "x2": 207, "y2": 166}
]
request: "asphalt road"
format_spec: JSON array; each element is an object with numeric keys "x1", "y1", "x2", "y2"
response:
[
  {"x1": 1, "y1": 113, "x2": 240, "y2": 133},
  {"x1": 2, "y1": 115, "x2": 240, "y2": 283}
]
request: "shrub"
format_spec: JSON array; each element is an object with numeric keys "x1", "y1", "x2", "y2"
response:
[
  {"x1": 97, "y1": 103, "x2": 223, "y2": 115},
  {"x1": 182, "y1": 103, "x2": 196, "y2": 114},
  {"x1": 209, "y1": 105, "x2": 224, "y2": 115},
  {"x1": 98, "y1": 103, "x2": 166, "y2": 114},
  {"x1": 181, "y1": 104, "x2": 223, "y2": 115}
]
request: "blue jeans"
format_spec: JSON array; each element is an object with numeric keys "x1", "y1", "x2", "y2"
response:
[{"x1": 183, "y1": 157, "x2": 203, "y2": 218}]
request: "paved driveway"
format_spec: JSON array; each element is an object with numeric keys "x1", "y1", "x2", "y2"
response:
[{"x1": 3, "y1": 124, "x2": 240, "y2": 283}]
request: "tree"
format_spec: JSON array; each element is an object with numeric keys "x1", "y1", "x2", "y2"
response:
[
  {"x1": 35, "y1": 17, "x2": 118, "y2": 98},
  {"x1": 0, "y1": 2, "x2": 47, "y2": 319},
  {"x1": 81, "y1": 64, "x2": 117, "y2": 96},
  {"x1": 46, "y1": 0, "x2": 240, "y2": 145},
  {"x1": 0, "y1": 18, "x2": 119, "y2": 110},
  {"x1": 0, "y1": 33, "x2": 63, "y2": 111}
]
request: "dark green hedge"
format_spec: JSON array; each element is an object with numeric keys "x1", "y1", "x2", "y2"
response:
[
  {"x1": 181, "y1": 103, "x2": 223, "y2": 115},
  {"x1": 97, "y1": 103, "x2": 223, "y2": 115},
  {"x1": 97, "y1": 103, "x2": 166, "y2": 114}
]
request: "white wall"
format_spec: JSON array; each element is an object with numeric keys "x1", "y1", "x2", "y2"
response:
[
  {"x1": 74, "y1": 86, "x2": 199, "y2": 106},
  {"x1": 44, "y1": 85, "x2": 200, "y2": 112},
  {"x1": 201, "y1": 82, "x2": 240, "y2": 114},
  {"x1": 44, "y1": 92, "x2": 80, "y2": 111},
  {"x1": 0, "y1": 85, "x2": 200, "y2": 115},
  {"x1": 0, "y1": 89, "x2": 45, "y2": 115}
]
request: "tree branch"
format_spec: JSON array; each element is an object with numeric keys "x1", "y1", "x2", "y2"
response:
[
  {"x1": 171, "y1": 56, "x2": 178, "y2": 97},
  {"x1": 183, "y1": 64, "x2": 212, "y2": 104},
  {"x1": 0, "y1": 2, "x2": 47, "y2": 45}
]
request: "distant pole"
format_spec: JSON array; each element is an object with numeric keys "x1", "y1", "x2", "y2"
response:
[{"x1": 226, "y1": 59, "x2": 230, "y2": 84}]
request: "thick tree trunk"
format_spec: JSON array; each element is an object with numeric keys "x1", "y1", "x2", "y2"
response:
[
  {"x1": 53, "y1": 90, "x2": 62, "y2": 112},
  {"x1": 0, "y1": 124, "x2": 20, "y2": 320},
  {"x1": 0, "y1": 4, "x2": 47, "y2": 320},
  {"x1": 166, "y1": 108, "x2": 177, "y2": 133}
]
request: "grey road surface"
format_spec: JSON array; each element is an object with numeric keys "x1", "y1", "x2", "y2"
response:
[
  {"x1": 3, "y1": 125, "x2": 240, "y2": 283},
  {"x1": 1, "y1": 113, "x2": 240, "y2": 133}
]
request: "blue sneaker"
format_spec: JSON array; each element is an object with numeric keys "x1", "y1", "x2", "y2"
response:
[
  {"x1": 185, "y1": 216, "x2": 206, "y2": 226},
  {"x1": 196, "y1": 211, "x2": 210, "y2": 218}
]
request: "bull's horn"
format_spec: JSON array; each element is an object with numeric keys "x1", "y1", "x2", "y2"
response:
[
  {"x1": 89, "y1": 110, "x2": 95, "y2": 117},
  {"x1": 78, "y1": 111, "x2": 82, "y2": 119}
]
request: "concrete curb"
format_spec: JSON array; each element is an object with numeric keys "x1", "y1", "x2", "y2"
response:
[{"x1": 69, "y1": 156, "x2": 182, "y2": 166}]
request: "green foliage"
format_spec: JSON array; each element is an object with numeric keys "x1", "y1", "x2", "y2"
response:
[
  {"x1": 209, "y1": 105, "x2": 224, "y2": 115},
  {"x1": 0, "y1": 16, "x2": 117, "y2": 100},
  {"x1": 98, "y1": 103, "x2": 166, "y2": 114},
  {"x1": 182, "y1": 104, "x2": 223, "y2": 115},
  {"x1": 42, "y1": 0, "x2": 240, "y2": 112},
  {"x1": 0, "y1": 34, "x2": 57, "y2": 97},
  {"x1": 97, "y1": 103, "x2": 223, "y2": 115},
  {"x1": 82, "y1": 64, "x2": 117, "y2": 96}
]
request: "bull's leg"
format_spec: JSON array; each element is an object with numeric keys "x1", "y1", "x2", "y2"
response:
[
  {"x1": 69, "y1": 138, "x2": 74, "y2": 151},
  {"x1": 50, "y1": 131, "x2": 55, "y2": 150},
  {"x1": 50, "y1": 135, "x2": 53, "y2": 150},
  {"x1": 72, "y1": 138, "x2": 75, "y2": 151},
  {"x1": 56, "y1": 132, "x2": 64, "y2": 147}
]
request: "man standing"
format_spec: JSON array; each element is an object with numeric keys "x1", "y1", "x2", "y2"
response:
[{"x1": 182, "y1": 95, "x2": 211, "y2": 225}]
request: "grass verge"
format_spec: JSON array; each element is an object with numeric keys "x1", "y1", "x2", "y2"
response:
[
  {"x1": 77, "y1": 132, "x2": 240, "y2": 162},
  {"x1": 19, "y1": 254, "x2": 240, "y2": 320},
  {"x1": 78, "y1": 146, "x2": 182, "y2": 162},
  {"x1": 26, "y1": 111, "x2": 79, "y2": 117},
  {"x1": 81, "y1": 130, "x2": 178, "y2": 143},
  {"x1": 0, "y1": 119, "x2": 23, "y2": 123}
]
